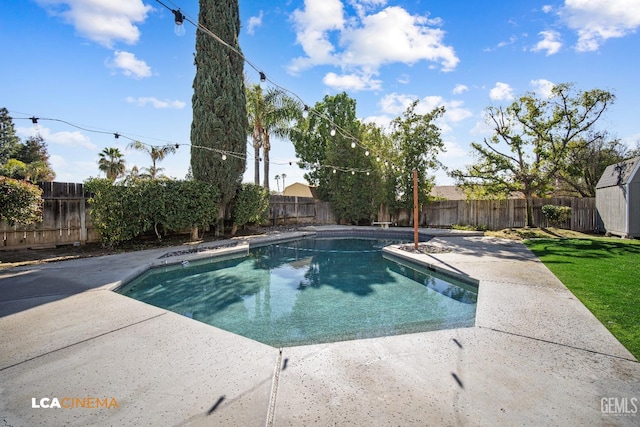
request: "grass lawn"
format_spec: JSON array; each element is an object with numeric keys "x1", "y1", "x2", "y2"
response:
[{"x1": 525, "y1": 237, "x2": 640, "y2": 359}]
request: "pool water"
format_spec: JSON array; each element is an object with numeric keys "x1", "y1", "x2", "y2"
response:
[{"x1": 119, "y1": 237, "x2": 478, "y2": 347}]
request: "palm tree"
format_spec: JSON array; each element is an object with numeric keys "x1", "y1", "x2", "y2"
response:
[
  {"x1": 245, "y1": 84, "x2": 301, "y2": 190},
  {"x1": 127, "y1": 140, "x2": 176, "y2": 179},
  {"x1": 98, "y1": 147, "x2": 126, "y2": 181},
  {"x1": 274, "y1": 174, "x2": 280, "y2": 192},
  {"x1": 281, "y1": 173, "x2": 287, "y2": 191},
  {"x1": 246, "y1": 84, "x2": 264, "y2": 185}
]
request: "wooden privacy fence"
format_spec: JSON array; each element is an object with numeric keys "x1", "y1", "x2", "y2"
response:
[
  {"x1": 420, "y1": 197, "x2": 600, "y2": 231},
  {"x1": 269, "y1": 195, "x2": 335, "y2": 225},
  {"x1": 0, "y1": 183, "x2": 598, "y2": 250},
  {"x1": 1, "y1": 182, "x2": 100, "y2": 249}
]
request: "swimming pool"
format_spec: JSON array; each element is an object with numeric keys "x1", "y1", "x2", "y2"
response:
[{"x1": 118, "y1": 237, "x2": 478, "y2": 347}]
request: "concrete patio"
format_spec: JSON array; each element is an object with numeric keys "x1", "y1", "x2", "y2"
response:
[{"x1": 1, "y1": 227, "x2": 638, "y2": 426}]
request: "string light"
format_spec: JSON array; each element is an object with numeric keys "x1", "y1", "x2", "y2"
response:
[{"x1": 153, "y1": 0, "x2": 402, "y2": 171}]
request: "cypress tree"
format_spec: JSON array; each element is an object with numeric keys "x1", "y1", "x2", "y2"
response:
[{"x1": 190, "y1": 0, "x2": 247, "y2": 234}]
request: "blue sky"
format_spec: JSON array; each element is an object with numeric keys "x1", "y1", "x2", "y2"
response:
[{"x1": 2, "y1": 0, "x2": 640, "y2": 188}]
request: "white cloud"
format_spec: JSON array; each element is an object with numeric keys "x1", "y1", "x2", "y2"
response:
[
  {"x1": 16, "y1": 126, "x2": 97, "y2": 151},
  {"x1": 35, "y1": 0, "x2": 151, "y2": 48},
  {"x1": 531, "y1": 30, "x2": 562, "y2": 55},
  {"x1": 109, "y1": 51, "x2": 151, "y2": 79},
  {"x1": 378, "y1": 93, "x2": 472, "y2": 135},
  {"x1": 289, "y1": 2, "x2": 459, "y2": 83},
  {"x1": 453, "y1": 84, "x2": 469, "y2": 95},
  {"x1": 126, "y1": 97, "x2": 186, "y2": 109},
  {"x1": 529, "y1": 79, "x2": 555, "y2": 98},
  {"x1": 561, "y1": 0, "x2": 640, "y2": 52},
  {"x1": 542, "y1": 5, "x2": 554, "y2": 13},
  {"x1": 289, "y1": 0, "x2": 345, "y2": 72},
  {"x1": 247, "y1": 11, "x2": 264, "y2": 35},
  {"x1": 340, "y1": 7, "x2": 458, "y2": 71},
  {"x1": 323, "y1": 72, "x2": 382, "y2": 91},
  {"x1": 489, "y1": 82, "x2": 515, "y2": 101}
]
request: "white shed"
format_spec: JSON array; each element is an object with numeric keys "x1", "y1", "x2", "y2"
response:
[{"x1": 595, "y1": 156, "x2": 640, "y2": 238}]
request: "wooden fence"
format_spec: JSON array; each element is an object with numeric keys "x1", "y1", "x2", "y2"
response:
[
  {"x1": 269, "y1": 195, "x2": 335, "y2": 225},
  {"x1": 419, "y1": 197, "x2": 600, "y2": 231},
  {"x1": 1, "y1": 182, "x2": 600, "y2": 250},
  {"x1": 1, "y1": 182, "x2": 100, "y2": 249}
]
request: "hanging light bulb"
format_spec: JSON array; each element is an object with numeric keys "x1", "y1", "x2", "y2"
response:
[
  {"x1": 330, "y1": 126, "x2": 336, "y2": 137},
  {"x1": 30, "y1": 116, "x2": 39, "y2": 131},
  {"x1": 376, "y1": 156, "x2": 381, "y2": 162},
  {"x1": 365, "y1": 150, "x2": 370, "y2": 156},
  {"x1": 366, "y1": 171, "x2": 370, "y2": 176},
  {"x1": 351, "y1": 141, "x2": 356, "y2": 148},
  {"x1": 332, "y1": 168, "x2": 337, "y2": 174},
  {"x1": 351, "y1": 171, "x2": 355, "y2": 175},
  {"x1": 173, "y1": 9, "x2": 186, "y2": 36},
  {"x1": 302, "y1": 105, "x2": 309, "y2": 118},
  {"x1": 221, "y1": 154, "x2": 227, "y2": 161},
  {"x1": 259, "y1": 71, "x2": 266, "y2": 83}
]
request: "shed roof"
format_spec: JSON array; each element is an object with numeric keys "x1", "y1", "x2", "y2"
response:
[{"x1": 596, "y1": 156, "x2": 640, "y2": 189}]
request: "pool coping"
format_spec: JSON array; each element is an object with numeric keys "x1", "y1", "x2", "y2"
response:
[{"x1": 1, "y1": 226, "x2": 638, "y2": 426}]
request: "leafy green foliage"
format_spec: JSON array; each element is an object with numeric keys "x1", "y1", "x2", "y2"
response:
[
  {"x1": 245, "y1": 84, "x2": 301, "y2": 189},
  {"x1": 291, "y1": 93, "x2": 379, "y2": 224},
  {"x1": 85, "y1": 178, "x2": 219, "y2": 247},
  {"x1": 98, "y1": 147, "x2": 126, "y2": 181},
  {"x1": 451, "y1": 83, "x2": 614, "y2": 226},
  {"x1": 541, "y1": 205, "x2": 572, "y2": 227},
  {"x1": 233, "y1": 183, "x2": 269, "y2": 228},
  {"x1": 190, "y1": 0, "x2": 247, "y2": 230},
  {"x1": 0, "y1": 113, "x2": 55, "y2": 182},
  {"x1": 0, "y1": 177, "x2": 43, "y2": 225}
]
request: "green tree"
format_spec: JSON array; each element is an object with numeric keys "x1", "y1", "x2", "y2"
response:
[
  {"x1": 246, "y1": 84, "x2": 301, "y2": 190},
  {"x1": 0, "y1": 108, "x2": 21, "y2": 164},
  {"x1": 11, "y1": 135, "x2": 55, "y2": 181},
  {"x1": 451, "y1": 83, "x2": 614, "y2": 227},
  {"x1": 387, "y1": 101, "x2": 445, "y2": 215},
  {"x1": 98, "y1": 147, "x2": 126, "y2": 181},
  {"x1": 291, "y1": 93, "x2": 379, "y2": 224},
  {"x1": 232, "y1": 183, "x2": 269, "y2": 234},
  {"x1": 191, "y1": 0, "x2": 247, "y2": 235},
  {"x1": 0, "y1": 176, "x2": 43, "y2": 225},
  {"x1": 127, "y1": 140, "x2": 176, "y2": 179},
  {"x1": 556, "y1": 131, "x2": 627, "y2": 197}
]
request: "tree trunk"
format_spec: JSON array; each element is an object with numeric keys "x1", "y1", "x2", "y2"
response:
[
  {"x1": 263, "y1": 135, "x2": 270, "y2": 190},
  {"x1": 216, "y1": 204, "x2": 226, "y2": 237},
  {"x1": 190, "y1": 226, "x2": 199, "y2": 241},
  {"x1": 254, "y1": 144, "x2": 260, "y2": 185},
  {"x1": 525, "y1": 195, "x2": 534, "y2": 228}
]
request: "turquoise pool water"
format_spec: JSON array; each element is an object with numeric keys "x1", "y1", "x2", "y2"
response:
[{"x1": 119, "y1": 237, "x2": 477, "y2": 347}]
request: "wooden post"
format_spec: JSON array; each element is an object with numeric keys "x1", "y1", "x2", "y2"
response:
[{"x1": 413, "y1": 169, "x2": 418, "y2": 250}]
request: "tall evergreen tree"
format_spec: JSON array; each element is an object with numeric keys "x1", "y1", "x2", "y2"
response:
[
  {"x1": 0, "y1": 108, "x2": 21, "y2": 165},
  {"x1": 190, "y1": 0, "x2": 247, "y2": 234}
]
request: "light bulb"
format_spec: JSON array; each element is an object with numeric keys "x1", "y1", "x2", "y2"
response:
[
  {"x1": 302, "y1": 105, "x2": 309, "y2": 118},
  {"x1": 351, "y1": 142, "x2": 356, "y2": 148},
  {"x1": 351, "y1": 171, "x2": 355, "y2": 175},
  {"x1": 173, "y1": 9, "x2": 185, "y2": 37},
  {"x1": 330, "y1": 127, "x2": 336, "y2": 137},
  {"x1": 365, "y1": 150, "x2": 369, "y2": 156},
  {"x1": 332, "y1": 169, "x2": 336, "y2": 174},
  {"x1": 221, "y1": 154, "x2": 227, "y2": 161}
]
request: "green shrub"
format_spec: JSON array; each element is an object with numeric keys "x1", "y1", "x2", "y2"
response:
[
  {"x1": 233, "y1": 183, "x2": 269, "y2": 230},
  {"x1": 541, "y1": 205, "x2": 572, "y2": 227},
  {"x1": 0, "y1": 177, "x2": 43, "y2": 225},
  {"x1": 85, "y1": 178, "x2": 219, "y2": 246}
]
